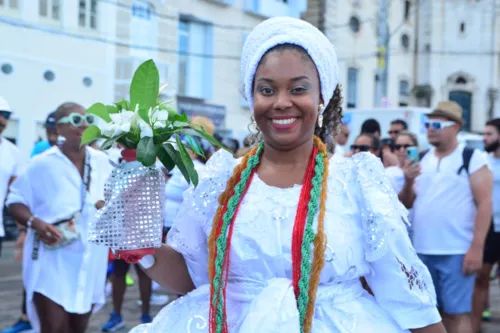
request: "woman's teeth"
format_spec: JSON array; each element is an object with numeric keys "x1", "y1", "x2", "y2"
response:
[{"x1": 272, "y1": 118, "x2": 297, "y2": 125}]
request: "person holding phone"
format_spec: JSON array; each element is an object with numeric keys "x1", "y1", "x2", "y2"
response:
[
  {"x1": 394, "y1": 132, "x2": 422, "y2": 199},
  {"x1": 351, "y1": 133, "x2": 405, "y2": 193}
]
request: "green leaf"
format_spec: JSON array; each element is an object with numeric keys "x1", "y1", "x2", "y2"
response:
[
  {"x1": 106, "y1": 105, "x2": 119, "y2": 114},
  {"x1": 193, "y1": 128, "x2": 225, "y2": 149},
  {"x1": 155, "y1": 143, "x2": 175, "y2": 171},
  {"x1": 81, "y1": 125, "x2": 101, "y2": 146},
  {"x1": 184, "y1": 135, "x2": 204, "y2": 157},
  {"x1": 176, "y1": 135, "x2": 198, "y2": 187},
  {"x1": 101, "y1": 132, "x2": 126, "y2": 150},
  {"x1": 136, "y1": 136, "x2": 156, "y2": 167},
  {"x1": 115, "y1": 99, "x2": 129, "y2": 111},
  {"x1": 163, "y1": 143, "x2": 190, "y2": 185},
  {"x1": 130, "y1": 60, "x2": 159, "y2": 124},
  {"x1": 119, "y1": 132, "x2": 140, "y2": 149},
  {"x1": 87, "y1": 103, "x2": 111, "y2": 123}
]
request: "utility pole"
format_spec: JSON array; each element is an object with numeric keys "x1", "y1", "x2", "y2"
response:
[{"x1": 375, "y1": 0, "x2": 389, "y2": 107}]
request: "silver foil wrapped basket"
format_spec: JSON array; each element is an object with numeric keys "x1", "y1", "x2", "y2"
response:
[{"x1": 89, "y1": 158, "x2": 165, "y2": 256}]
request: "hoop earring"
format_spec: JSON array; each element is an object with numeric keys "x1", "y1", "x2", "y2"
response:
[{"x1": 317, "y1": 104, "x2": 324, "y2": 128}]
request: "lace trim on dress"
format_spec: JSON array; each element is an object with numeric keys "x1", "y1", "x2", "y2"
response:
[{"x1": 349, "y1": 153, "x2": 409, "y2": 262}]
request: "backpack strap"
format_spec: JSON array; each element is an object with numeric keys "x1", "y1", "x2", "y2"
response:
[{"x1": 457, "y1": 147, "x2": 474, "y2": 176}]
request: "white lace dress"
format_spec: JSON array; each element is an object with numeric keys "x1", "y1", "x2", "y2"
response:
[{"x1": 130, "y1": 150, "x2": 440, "y2": 333}]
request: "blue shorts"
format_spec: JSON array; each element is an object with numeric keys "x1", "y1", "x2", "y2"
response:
[{"x1": 418, "y1": 254, "x2": 475, "y2": 315}]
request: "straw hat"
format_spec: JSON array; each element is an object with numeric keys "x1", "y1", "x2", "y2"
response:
[
  {"x1": 426, "y1": 101, "x2": 465, "y2": 126},
  {"x1": 191, "y1": 116, "x2": 215, "y2": 136}
]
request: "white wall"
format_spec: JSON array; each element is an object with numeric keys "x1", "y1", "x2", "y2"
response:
[
  {"x1": 324, "y1": 0, "x2": 415, "y2": 110},
  {"x1": 0, "y1": 1, "x2": 116, "y2": 157},
  {"x1": 416, "y1": 0, "x2": 500, "y2": 131}
]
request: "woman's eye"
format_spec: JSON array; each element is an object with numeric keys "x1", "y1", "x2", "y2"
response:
[
  {"x1": 259, "y1": 87, "x2": 274, "y2": 95},
  {"x1": 291, "y1": 86, "x2": 307, "y2": 93}
]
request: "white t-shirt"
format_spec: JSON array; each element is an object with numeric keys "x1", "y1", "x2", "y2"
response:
[
  {"x1": 489, "y1": 155, "x2": 500, "y2": 232},
  {"x1": 412, "y1": 144, "x2": 489, "y2": 254},
  {"x1": 334, "y1": 144, "x2": 345, "y2": 156},
  {"x1": 163, "y1": 159, "x2": 205, "y2": 228},
  {"x1": 0, "y1": 137, "x2": 22, "y2": 237},
  {"x1": 385, "y1": 166, "x2": 405, "y2": 193}
]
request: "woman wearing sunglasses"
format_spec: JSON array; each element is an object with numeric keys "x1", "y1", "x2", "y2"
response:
[
  {"x1": 7, "y1": 103, "x2": 112, "y2": 333},
  {"x1": 394, "y1": 132, "x2": 422, "y2": 189},
  {"x1": 351, "y1": 133, "x2": 405, "y2": 193}
]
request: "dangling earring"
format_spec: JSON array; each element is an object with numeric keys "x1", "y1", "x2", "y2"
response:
[
  {"x1": 249, "y1": 117, "x2": 259, "y2": 133},
  {"x1": 318, "y1": 104, "x2": 324, "y2": 128}
]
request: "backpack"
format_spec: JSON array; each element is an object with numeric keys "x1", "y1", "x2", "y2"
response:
[{"x1": 419, "y1": 147, "x2": 475, "y2": 175}]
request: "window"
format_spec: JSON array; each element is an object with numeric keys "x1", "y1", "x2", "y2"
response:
[
  {"x1": 404, "y1": 0, "x2": 411, "y2": 21},
  {"x1": 1, "y1": 63, "x2": 13, "y2": 75},
  {"x1": 0, "y1": 0, "x2": 19, "y2": 9},
  {"x1": 177, "y1": 18, "x2": 214, "y2": 100},
  {"x1": 347, "y1": 68, "x2": 359, "y2": 108},
  {"x1": 349, "y1": 16, "x2": 361, "y2": 33},
  {"x1": 460, "y1": 22, "x2": 465, "y2": 34},
  {"x1": 401, "y1": 33, "x2": 410, "y2": 51},
  {"x1": 40, "y1": 0, "x2": 60, "y2": 20},
  {"x1": 399, "y1": 80, "x2": 409, "y2": 106},
  {"x1": 130, "y1": 1, "x2": 157, "y2": 55},
  {"x1": 79, "y1": 0, "x2": 98, "y2": 29}
]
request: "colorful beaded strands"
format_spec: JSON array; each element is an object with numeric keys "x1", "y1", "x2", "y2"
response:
[{"x1": 207, "y1": 136, "x2": 329, "y2": 333}]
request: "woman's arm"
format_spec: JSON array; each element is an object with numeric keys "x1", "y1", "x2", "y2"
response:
[
  {"x1": 141, "y1": 245, "x2": 195, "y2": 295},
  {"x1": 411, "y1": 323, "x2": 447, "y2": 333}
]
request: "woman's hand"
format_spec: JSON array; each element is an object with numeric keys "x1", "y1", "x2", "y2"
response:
[
  {"x1": 402, "y1": 159, "x2": 421, "y2": 182},
  {"x1": 32, "y1": 218, "x2": 63, "y2": 245}
]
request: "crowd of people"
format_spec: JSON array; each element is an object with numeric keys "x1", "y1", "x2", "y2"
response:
[{"x1": 0, "y1": 16, "x2": 498, "y2": 333}]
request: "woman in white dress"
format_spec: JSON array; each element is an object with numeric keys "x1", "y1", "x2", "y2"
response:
[
  {"x1": 130, "y1": 17, "x2": 445, "y2": 333},
  {"x1": 7, "y1": 103, "x2": 112, "y2": 333}
]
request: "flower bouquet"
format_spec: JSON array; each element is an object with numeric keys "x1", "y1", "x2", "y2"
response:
[{"x1": 82, "y1": 59, "x2": 220, "y2": 262}]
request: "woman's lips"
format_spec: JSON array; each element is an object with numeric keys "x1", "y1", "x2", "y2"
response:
[{"x1": 270, "y1": 117, "x2": 298, "y2": 131}]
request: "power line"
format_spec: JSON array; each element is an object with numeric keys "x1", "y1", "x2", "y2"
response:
[
  {"x1": 0, "y1": 15, "x2": 384, "y2": 62},
  {"x1": 99, "y1": 0, "x2": 254, "y2": 31},
  {"x1": 103, "y1": 0, "x2": 373, "y2": 33},
  {"x1": 0, "y1": 16, "x2": 241, "y2": 60}
]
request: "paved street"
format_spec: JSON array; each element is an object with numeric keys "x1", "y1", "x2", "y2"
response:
[{"x1": 1, "y1": 240, "x2": 500, "y2": 333}]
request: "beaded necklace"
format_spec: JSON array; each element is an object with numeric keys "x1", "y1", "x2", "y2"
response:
[{"x1": 208, "y1": 136, "x2": 329, "y2": 333}]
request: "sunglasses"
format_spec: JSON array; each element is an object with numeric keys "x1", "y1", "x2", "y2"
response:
[
  {"x1": 351, "y1": 144, "x2": 374, "y2": 152},
  {"x1": 388, "y1": 130, "x2": 400, "y2": 135},
  {"x1": 424, "y1": 120, "x2": 455, "y2": 130},
  {"x1": 58, "y1": 113, "x2": 95, "y2": 127},
  {"x1": 0, "y1": 110, "x2": 12, "y2": 120},
  {"x1": 394, "y1": 144, "x2": 415, "y2": 150}
]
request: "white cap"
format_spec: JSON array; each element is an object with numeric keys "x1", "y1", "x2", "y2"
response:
[{"x1": 0, "y1": 96, "x2": 12, "y2": 112}]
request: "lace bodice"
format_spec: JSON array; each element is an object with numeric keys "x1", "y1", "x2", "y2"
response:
[{"x1": 164, "y1": 150, "x2": 440, "y2": 332}]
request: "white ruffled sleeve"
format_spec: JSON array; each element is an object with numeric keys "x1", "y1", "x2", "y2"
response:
[
  {"x1": 352, "y1": 153, "x2": 441, "y2": 330},
  {"x1": 166, "y1": 149, "x2": 236, "y2": 287}
]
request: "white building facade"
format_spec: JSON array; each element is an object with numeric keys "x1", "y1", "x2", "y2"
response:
[
  {"x1": 305, "y1": 0, "x2": 500, "y2": 133},
  {"x1": 0, "y1": 0, "x2": 117, "y2": 157},
  {"x1": 414, "y1": 0, "x2": 500, "y2": 131},
  {"x1": 113, "y1": 0, "x2": 307, "y2": 142}
]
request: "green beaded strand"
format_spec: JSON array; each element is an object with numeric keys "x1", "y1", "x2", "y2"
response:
[
  {"x1": 211, "y1": 143, "x2": 264, "y2": 333},
  {"x1": 296, "y1": 153, "x2": 324, "y2": 333}
]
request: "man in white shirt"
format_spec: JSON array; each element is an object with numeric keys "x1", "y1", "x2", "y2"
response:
[
  {"x1": 399, "y1": 101, "x2": 493, "y2": 333},
  {"x1": 472, "y1": 118, "x2": 500, "y2": 333},
  {"x1": 0, "y1": 96, "x2": 22, "y2": 254}
]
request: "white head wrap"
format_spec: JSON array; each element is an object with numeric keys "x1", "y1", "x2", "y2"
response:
[{"x1": 241, "y1": 17, "x2": 339, "y2": 113}]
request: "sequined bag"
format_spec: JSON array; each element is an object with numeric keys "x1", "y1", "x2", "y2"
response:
[{"x1": 88, "y1": 155, "x2": 165, "y2": 256}]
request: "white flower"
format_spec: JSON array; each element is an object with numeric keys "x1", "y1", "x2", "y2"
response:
[
  {"x1": 137, "y1": 106, "x2": 170, "y2": 138},
  {"x1": 138, "y1": 118, "x2": 153, "y2": 138},
  {"x1": 100, "y1": 110, "x2": 135, "y2": 137}
]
